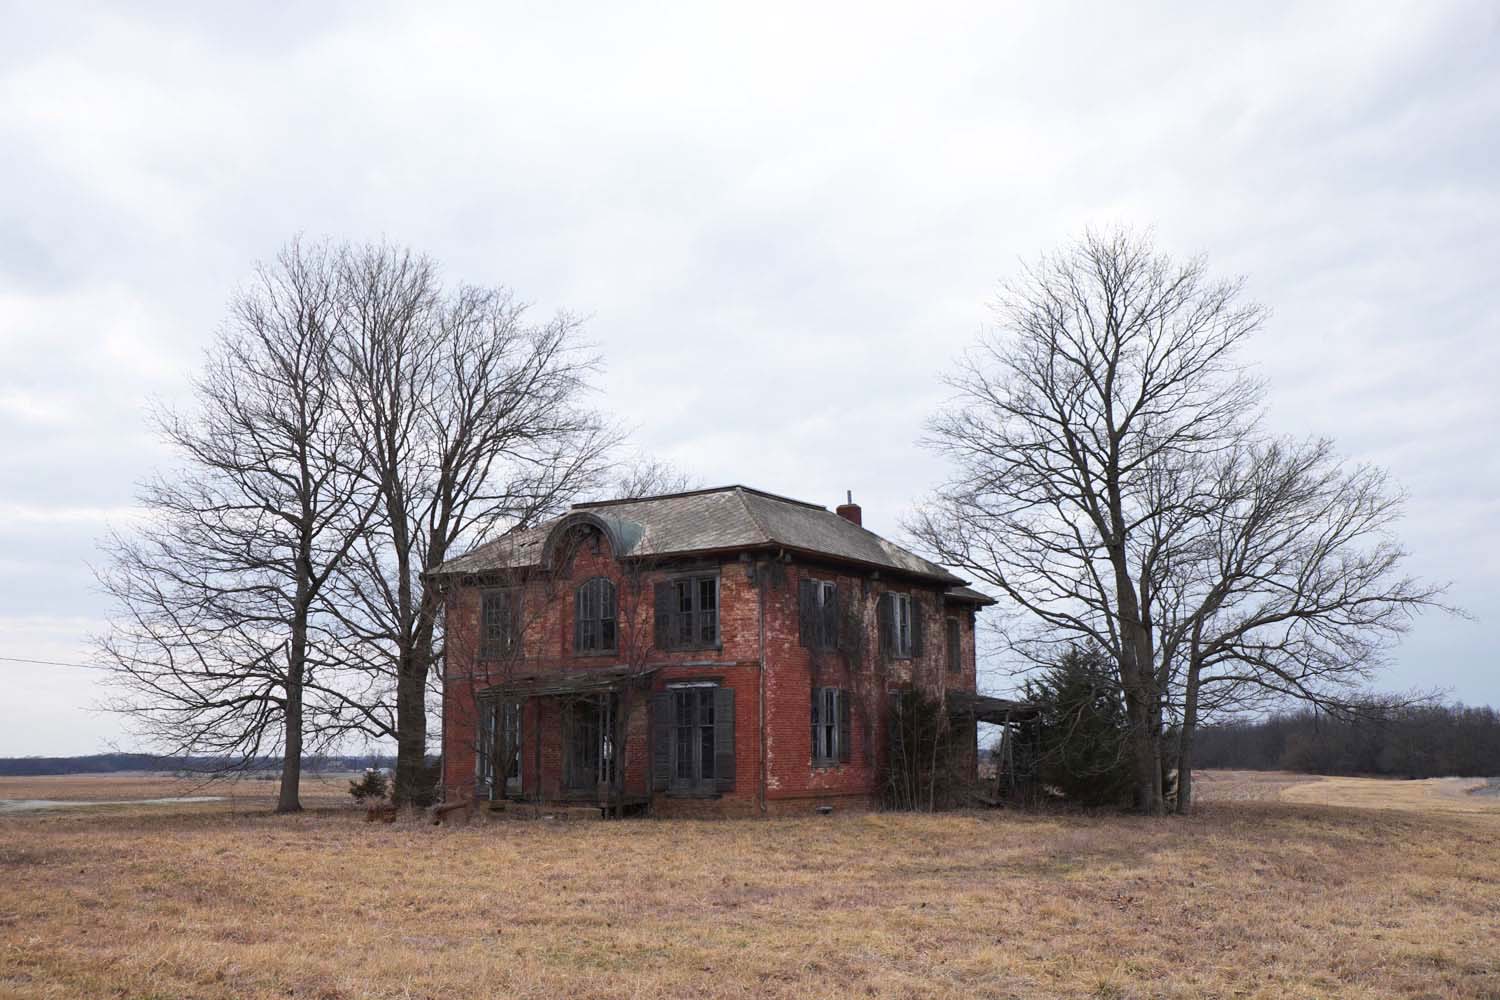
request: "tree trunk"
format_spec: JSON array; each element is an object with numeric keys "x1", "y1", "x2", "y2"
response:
[
  {"x1": 277, "y1": 624, "x2": 306, "y2": 814},
  {"x1": 1111, "y1": 560, "x2": 1165, "y2": 815},
  {"x1": 1176, "y1": 657, "x2": 1202, "y2": 815},
  {"x1": 393, "y1": 647, "x2": 430, "y2": 806}
]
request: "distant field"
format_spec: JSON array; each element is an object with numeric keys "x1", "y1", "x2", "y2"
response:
[
  {"x1": 1, "y1": 770, "x2": 1497, "y2": 999},
  {"x1": 0, "y1": 770, "x2": 358, "y2": 807}
]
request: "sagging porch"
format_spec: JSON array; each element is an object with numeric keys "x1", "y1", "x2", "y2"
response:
[
  {"x1": 946, "y1": 691, "x2": 1042, "y2": 805},
  {"x1": 475, "y1": 665, "x2": 657, "y2": 817}
]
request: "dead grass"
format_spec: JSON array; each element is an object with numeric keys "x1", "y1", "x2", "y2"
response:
[{"x1": 1, "y1": 771, "x2": 1498, "y2": 999}]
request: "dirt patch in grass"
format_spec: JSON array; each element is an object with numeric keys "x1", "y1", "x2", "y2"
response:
[{"x1": 1, "y1": 772, "x2": 1497, "y2": 999}]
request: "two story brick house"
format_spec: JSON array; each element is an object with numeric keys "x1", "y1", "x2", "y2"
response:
[{"x1": 431, "y1": 485, "x2": 997, "y2": 816}]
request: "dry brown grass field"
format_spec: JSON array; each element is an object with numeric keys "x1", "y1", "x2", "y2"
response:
[{"x1": 2, "y1": 771, "x2": 1498, "y2": 1000}]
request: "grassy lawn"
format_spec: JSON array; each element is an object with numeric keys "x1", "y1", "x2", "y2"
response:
[{"x1": 1, "y1": 772, "x2": 1497, "y2": 999}]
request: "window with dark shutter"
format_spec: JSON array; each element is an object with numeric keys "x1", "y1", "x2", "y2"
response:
[
  {"x1": 650, "y1": 691, "x2": 672, "y2": 791},
  {"x1": 799, "y1": 578, "x2": 838, "y2": 650},
  {"x1": 880, "y1": 593, "x2": 913, "y2": 658},
  {"x1": 811, "y1": 686, "x2": 848, "y2": 766},
  {"x1": 946, "y1": 618, "x2": 961, "y2": 674},
  {"x1": 480, "y1": 589, "x2": 520, "y2": 659},
  {"x1": 655, "y1": 574, "x2": 721, "y2": 650},
  {"x1": 664, "y1": 683, "x2": 729, "y2": 794},
  {"x1": 574, "y1": 577, "x2": 617, "y2": 653}
]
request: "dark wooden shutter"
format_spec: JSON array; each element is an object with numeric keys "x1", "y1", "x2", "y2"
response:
[
  {"x1": 910, "y1": 595, "x2": 924, "y2": 657},
  {"x1": 947, "y1": 618, "x2": 961, "y2": 673},
  {"x1": 838, "y1": 689, "x2": 852, "y2": 764},
  {"x1": 651, "y1": 692, "x2": 671, "y2": 791},
  {"x1": 810, "y1": 686, "x2": 822, "y2": 764},
  {"x1": 653, "y1": 581, "x2": 671, "y2": 650},
  {"x1": 713, "y1": 686, "x2": 735, "y2": 792},
  {"x1": 508, "y1": 591, "x2": 523, "y2": 657},
  {"x1": 573, "y1": 584, "x2": 585, "y2": 652},
  {"x1": 877, "y1": 593, "x2": 893, "y2": 657},
  {"x1": 826, "y1": 584, "x2": 840, "y2": 650},
  {"x1": 798, "y1": 579, "x2": 815, "y2": 648}
]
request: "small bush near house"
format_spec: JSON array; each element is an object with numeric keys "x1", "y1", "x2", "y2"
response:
[
  {"x1": 348, "y1": 768, "x2": 389, "y2": 804},
  {"x1": 1024, "y1": 646, "x2": 1136, "y2": 807},
  {"x1": 884, "y1": 688, "x2": 969, "y2": 810}
]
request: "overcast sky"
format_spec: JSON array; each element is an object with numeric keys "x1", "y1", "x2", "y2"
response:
[{"x1": 1, "y1": 2, "x2": 1496, "y2": 756}]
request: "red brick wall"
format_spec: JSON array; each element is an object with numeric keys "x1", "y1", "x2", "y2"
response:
[
  {"x1": 758, "y1": 560, "x2": 978, "y2": 813},
  {"x1": 439, "y1": 526, "x2": 985, "y2": 814},
  {"x1": 441, "y1": 527, "x2": 767, "y2": 805}
]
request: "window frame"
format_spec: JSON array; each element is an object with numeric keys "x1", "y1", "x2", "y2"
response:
[
  {"x1": 573, "y1": 576, "x2": 618, "y2": 654},
  {"x1": 945, "y1": 617, "x2": 962, "y2": 675},
  {"x1": 479, "y1": 588, "x2": 521, "y2": 660},
  {"x1": 801, "y1": 577, "x2": 839, "y2": 651},
  {"x1": 476, "y1": 700, "x2": 523, "y2": 799},
  {"x1": 659, "y1": 573, "x2": 721, "y2": 650},
  {"x1": 891, "y1": 592, "x2": 913, "y2": 659},
  {"x1": 669, "y1": 685, "x2": 718, "y2": 792},
  {"x1": 811, "y1": 686, "x2": 850, "y2": 767}
]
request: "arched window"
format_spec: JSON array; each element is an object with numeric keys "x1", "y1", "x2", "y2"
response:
[{"x1": 574, "y1": 577, "x2": 617, "y2": 653}]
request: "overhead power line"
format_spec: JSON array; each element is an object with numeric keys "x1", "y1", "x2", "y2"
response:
[{"x1": 0, "y1": 655, "x2": 111, "y2": 671}]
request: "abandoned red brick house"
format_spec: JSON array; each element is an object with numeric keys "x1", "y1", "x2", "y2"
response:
[{"x1": 430, "y1": 485, "x2": 1000, "y2": 816}]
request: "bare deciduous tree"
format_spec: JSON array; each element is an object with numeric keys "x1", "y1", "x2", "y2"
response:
[
  {"x1": 1162, "y1": 436, "x2": 1446, "y2": 811},
  {"x1": 97, "y1": 240, "x2": 375, "y2": 813},
  {"x1": 913, "y1": 228, "x2": 1265, "y2": 813},
  {"x1": 321, "y1": 243, "x2": 616, "y2": 806}
]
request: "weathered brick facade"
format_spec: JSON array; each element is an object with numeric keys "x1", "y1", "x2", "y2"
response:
[{"x1": 436, "y1": 487, "x2": 991, "y2": 817}]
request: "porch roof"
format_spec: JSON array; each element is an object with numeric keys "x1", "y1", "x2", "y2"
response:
[
  {"x1": 946, "y1": 690, "x2": 1040, "y2": 724},
  {"x1": 478, "y1": 665, "x2": 658, "y2": 700}
]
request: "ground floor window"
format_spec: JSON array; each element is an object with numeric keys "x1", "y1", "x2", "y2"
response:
[
  {"x1": 812, "y1": 686, "x2": 852, "y2": 766},
  {"x1": 565, "y1": 693, "x2": 618, "y2": 791},
  {"x1": 478, "y1": 700, "x2": 523, "y2": 798},
  {"x1": 653, "y1": 684, "x2": 735, "y2": 795}
]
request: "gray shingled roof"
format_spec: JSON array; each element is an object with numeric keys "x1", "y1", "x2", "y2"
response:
[{"x1": 431, "y1": 485, "x2": 970, "y2": 585}]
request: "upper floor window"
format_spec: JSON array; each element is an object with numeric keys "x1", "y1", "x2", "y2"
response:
[
  {"x1": 946, "y1": 617, "x2": 961, "y2": 674},
  {"x1": 655, "y1": 574, "x2": 719, "y2": 650},
  {"x1": 879, "y1": 592, "x2": 919, "y2": 659},
  {"x1": 798, "y1": 578, "x2": 838, "y2": 650},
  {"x1": 480, "y1": 589, "x2": 520, "y2": 659},
  {"x1": 574, "y1": 577, "x2": 617, "y2": 653}
]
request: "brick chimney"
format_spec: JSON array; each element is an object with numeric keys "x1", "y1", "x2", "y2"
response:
[{"x1": 835, "y1": 490, "x2": 862, "y2": 526}]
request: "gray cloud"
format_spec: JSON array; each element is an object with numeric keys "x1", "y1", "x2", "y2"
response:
[{"x1": 2, "y1": 1, "x2": 1495, "y2": 754}]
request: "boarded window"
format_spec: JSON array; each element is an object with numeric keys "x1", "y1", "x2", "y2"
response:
[
  {"x1": 946, "y1": 618, "x2": 961, "y2": 674},
  {"x1": 480, "y1": 589, "x2": 520, "y2": 659},
  {"x1": 811, "y1": 687, "x2": 852, "y2": 766},
  {"x1": 574, "y1": 577, "x2": 617, "y2": 653},
  {"x1": 654, "y1": 574, "x2": 720, "y2": 650}
]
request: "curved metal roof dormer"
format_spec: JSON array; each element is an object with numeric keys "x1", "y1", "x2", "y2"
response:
[{"x1": 539, "y1": 509, "x2": 644, "y2": 570}]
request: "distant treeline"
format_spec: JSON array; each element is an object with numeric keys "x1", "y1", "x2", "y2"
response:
[
  {"x1": 0, "y1": 753, "x2": 395, "y2": 777},
  {"x1": 1194, "y1": 702, "x2": 1500, "y2": 778}
]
